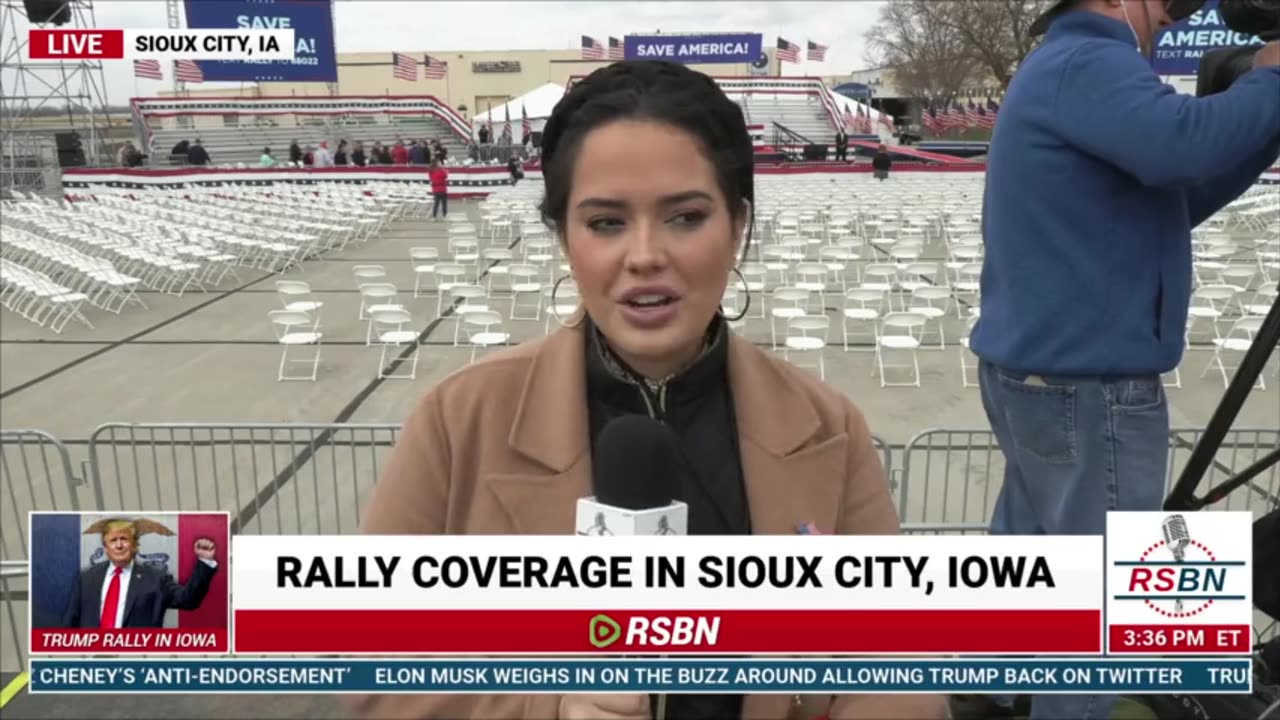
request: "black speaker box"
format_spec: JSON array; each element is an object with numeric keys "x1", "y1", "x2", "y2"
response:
[{"x1": 23, "y1": 0, "x2": 71, "y2": 25}]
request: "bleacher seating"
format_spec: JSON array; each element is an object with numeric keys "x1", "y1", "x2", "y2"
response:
[
  {"x1": 132, "y1": 95, "x2": 473, "y2": 168},
  {"x1": 731, "y1": 92, "x2": 834, "y2": 144}
]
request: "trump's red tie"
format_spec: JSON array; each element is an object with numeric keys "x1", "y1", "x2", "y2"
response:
[{"x1": 100, "y1": 566, "x2": 122, "y2": 629}]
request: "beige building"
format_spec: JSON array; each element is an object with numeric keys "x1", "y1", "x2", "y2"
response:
[{"x1": 165, "y1": 48, "x2": 780, "y2": 120}]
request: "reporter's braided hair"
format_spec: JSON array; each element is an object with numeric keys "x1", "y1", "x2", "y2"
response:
[{"x1": 537, "y1": 60, "x2": 755, "y2": 262}]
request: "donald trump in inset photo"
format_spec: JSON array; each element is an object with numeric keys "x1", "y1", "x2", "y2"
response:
[{"x1": 61, "y1": 517, "x2": 219, "y2": 629}]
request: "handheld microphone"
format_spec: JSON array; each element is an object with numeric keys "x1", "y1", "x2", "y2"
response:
[
  {"x1": 575, "y1": 415, "x2": 688, "y2": 720},
  {"x1": 575, "y1": 415, "x2": 689, "y2": 536},
  {"x1": 1162, "y1": 514, "x2": 1191, "y2": 613}
]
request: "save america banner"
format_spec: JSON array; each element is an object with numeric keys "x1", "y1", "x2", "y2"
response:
[{"x1": 624, "y1": 33, "x2": 762, "y2": 64}]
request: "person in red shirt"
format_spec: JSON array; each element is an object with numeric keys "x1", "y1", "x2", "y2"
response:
[
  {"x1": 429, "y1": 160, "x2": 449, "y2": 220},
  {"x1": 391, "y1": 141, "x2": 409, "y2": 165}
]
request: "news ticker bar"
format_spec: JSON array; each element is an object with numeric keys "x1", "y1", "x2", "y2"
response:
[{"x1": 28, "y1": 658, "x2": 1252, "y2": 694}]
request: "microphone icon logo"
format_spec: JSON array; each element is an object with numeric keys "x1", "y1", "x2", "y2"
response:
[
  {"x1": 582, "y1": 512, "x2": 612, "y2": 536},
  {"x1": 654, "y1": 516, "x2": 676, "y2": 535},
  {"x1": 1162, "y1": 514, "x2": 1191, "y2": 614}
]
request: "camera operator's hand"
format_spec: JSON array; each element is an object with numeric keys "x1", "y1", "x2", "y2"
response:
[{"x1": 1253, "y1": 41, "x2": 1280, "y2": 70}]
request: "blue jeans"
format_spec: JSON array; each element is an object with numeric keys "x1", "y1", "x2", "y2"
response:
[
  {"x1": 432, "y1": 192, "x2": 448, "y2": 218},
  {"x1": 979, "y1": 360, "x2": 1169, "y2": 720}
]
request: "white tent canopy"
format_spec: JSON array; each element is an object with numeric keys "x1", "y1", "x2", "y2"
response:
[{"x1": 474, "y1": 82, "x2": 565, "y2": 134}]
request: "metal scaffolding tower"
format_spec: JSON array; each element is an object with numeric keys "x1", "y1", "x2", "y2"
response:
[{"x1": 0, "y1": 0, "x2": 113, "y2": 196}]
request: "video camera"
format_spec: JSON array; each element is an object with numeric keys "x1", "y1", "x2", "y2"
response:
[{"x1": 1195, "y1": 0, "x2": 1280, "y2": 96}]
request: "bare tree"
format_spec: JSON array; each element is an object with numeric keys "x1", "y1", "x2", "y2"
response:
[
  {"x1": 864, "y1": 0, "x2": 978, "y2": 99},
  {"x1": 920, "y1": 0, "x2": 1056, "y2": 89}
]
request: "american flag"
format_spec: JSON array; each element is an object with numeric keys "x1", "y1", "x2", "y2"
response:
[
  {"x1": 391, "y1": 52, "x2": 417, "y2": 81},
  {"x1": 607, "y1": 36, "x2": 624, "y2": 61},
  {"x1": 806, "y1": 40, "x2": 827, "y2": 62},
  {"x1": 843, "y1": 107, "x2": 856, "y2": 130},
  {"x1": 860, "y1": 104, "x2": 874, "y2": 134},
  {"x1": 776, "y1": 37, "x2": 800, "y2": 63},
  {"x1": 986, "y1": 97, "x2": 1001, "y2": 127},
  {"x1": 521, "y1": 104, "x2": 531, "y2": 138},
  {"x1": 502, "y1": 103, "x2": 513, "y2": 143},
  {"x1": 966, "y1": 100, "x2": 983, "y2": 127},
  {"x1": 581, "y1": 36, "x2": 605, "y2": 60},
  {"x1": 879, "y1": 107, "x2": 895, "y2": 132},
  {"x1": 133, "y1": 59, "x2": 162, "y2": 80},
  {"x1": 424, "y1": 54, "x2": 447, "y2": 80},
  {"x1": 174, "y1": 60, "x2": 203, "y2": 83},
  {"x1": 923, "y1": 103, "x2": 940, "y2": 135},
  {"x1": 973, "y1": 103, "x2": 992, "y2": 130}
]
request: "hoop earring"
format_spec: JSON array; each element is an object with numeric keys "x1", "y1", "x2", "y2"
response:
[
  {"x1": 550, "y1": 275, "x2": 584, "y2": 328},
  {"x1": 723, "y1": 266, "x2": 752, "y2": 322}
]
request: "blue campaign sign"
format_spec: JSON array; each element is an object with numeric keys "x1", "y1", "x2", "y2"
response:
[
  {"x1": 624, "y1": 33, "x2": 762, "y2": 64},
  {"x1": 1152, "y1": 0, "x2": 1264, "y2": 75},
  {"x1": 182, "y1": 0, "x2": 337, "y2": 82}
]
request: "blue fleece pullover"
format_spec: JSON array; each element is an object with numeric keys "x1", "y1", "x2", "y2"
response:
[{"x1": 970, "y1": 10, "x2": 1280, "y2": 376}]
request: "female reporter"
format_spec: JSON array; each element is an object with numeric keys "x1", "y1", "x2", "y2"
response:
[{"x1": 351, "y1": 61, "x2": 947, "y2": 720}]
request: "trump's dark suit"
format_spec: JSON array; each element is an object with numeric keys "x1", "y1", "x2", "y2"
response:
[{"x1": 61, "y1": 560, "x2": 217, "y2": 628}]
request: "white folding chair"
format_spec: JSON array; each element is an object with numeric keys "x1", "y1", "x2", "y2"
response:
[
  {"x1": 782, "y1": 314, "x2": 830, "y2": 379},
  {"x1": 268, "y1": 309, "x2": 322, "y2": 382},
  {"x1": 464, "y1": 310, "x2": 511, "y2": 362},
  {"x1": 369, "y1": 307, "x2": 420, "y2": 380},
  {"x1": 876, "y1": 312, "x2": 927, "y2": 388}
]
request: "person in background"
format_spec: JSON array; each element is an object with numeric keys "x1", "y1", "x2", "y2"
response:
[
  {"x1": 833, "y1": 127, "x2": 849, "y2": 162},
  {"x1": 428, "y1": 159, "x2": 448, "y2": 220},
  {"x1": 345, "y1": 59, "x2": 948, "y2": 720},
  {"x1": 409, "y1": 139, "x2": 427, "y2": 165},
  {"x1": 302, "y1": 144, "x2": 315, "y2": 167},
  {"x1": 333, "y1": 140, "x2": 349, "y2": 166},
  {"x1": 872, "y1": 144, "x2": 892, "y2": 180},
  {"x1": 259, "y1": 147, "x2": 276, "y2": 167},
  {"x1": 288, "y1": 139, "x2": 302, "y2": 165},
  {"x1": 313, "y1": 141, "x2": 334, "y2": 168},
  {"x1": 169, "y1": 139, "x2": 189, "y2": 165},
  {"x1": 391, "y1": 140, "x2": 409, "y2": 165},
  {"x1": 378, "y1": 143, "x2": 393, "y2": 165},
  {"x1": 972, "y1": 1, "x2": 1280, "y2": 718},
  {"x1": 432, "y1": 140, "x2": 447, "y2": 163},
  {"x1": 478, "y1": 124, "x2": 490, "y2": 145},
  {"x1": 117, "y1": 141, "x2": 137, "y2": 167},
  {"x1": 186, "y1": 139, "x2": 210, "y2": 166},
  {"x1": 352, "y1": 141, "x2": 367, "y2": 167}
]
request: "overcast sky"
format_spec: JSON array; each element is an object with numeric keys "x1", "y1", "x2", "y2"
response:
[{"x1": 11, "y1": 1, "x2": 884, "y2": 106}]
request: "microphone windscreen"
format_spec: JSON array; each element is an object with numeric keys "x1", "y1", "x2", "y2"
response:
[{"x1": 592, "y1": 415, "x2": 682, "y2": 511}]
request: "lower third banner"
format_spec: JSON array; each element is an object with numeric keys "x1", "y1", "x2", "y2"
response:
[{"x1": 29, "y1": 658, "x2": 1252, "y2": 694}]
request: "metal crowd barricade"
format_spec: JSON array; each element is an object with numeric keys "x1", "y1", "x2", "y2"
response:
[
  {"x1": 0, "y1": 430, "x2": 81, "y2": 676},
  {"x1": 85, "y1": 423, "x2": 403, "y2": 535},
  {"x1": 897, "y1": 427, "x2": 1279, "y2": 533}
]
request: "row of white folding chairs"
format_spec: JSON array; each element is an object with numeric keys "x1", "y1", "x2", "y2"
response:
[
  {"x1": 0, "y1": 228, "x2": 147, "y2": 314},
  {"x1": 6, "y1": 213, "x2": 211, "y2": 296},
  {"x1": 0, "y1": 258, "x2": 93, "y2": 333}
]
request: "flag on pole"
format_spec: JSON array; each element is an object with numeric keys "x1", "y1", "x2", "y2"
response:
[
  {"x1": 502, "y1": 103, "x2": 512, "y2": 143},
  {"x1": 843, "y1": 106, "x2": 856, "y2": 130},
  {"x1": 391, "y1": 52, "x2": 417, "y2": 81},
  {"x1": 485, "y1": 102, "x2": 493, "y2": 137},
  {"x1": 776, "y1": 37, "x2": 800, "y2": 63},
  {"x1": 923, "y1": 102, "x2": 940, "y2": 135},
  {"x1": 134, "y1": 59, "x2": 162, "y2": 80},
  {"x1": 607, "y1": 37, "x2": 624, "y2": 61},
  {"x1": 174, "y1": 60, "x2": 203, "y2": 83},
  {"x1": 986, "y1": 97, "x2": 1001, "y2": 127},
  {"x1": 521, "y1": 104, "x2": 531, "y2": 139},
  {"x1": 806, "y1": 40, "x2": 827, "y2": 62},
  {"x1": 878, "y1": 106, "x2": 894, "y2": 132},
  {"x1": 966, "y1": 99, "x2": 983, "y2": 127},
  {"x1": 423, "y1": 55, "x2": 447, "y2": 80},
  {"x1": 581, "y1": 36, "x2": 605, "y2": 60}
]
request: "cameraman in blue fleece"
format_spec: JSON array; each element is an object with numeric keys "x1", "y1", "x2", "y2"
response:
[{"x1": 972, "y1": 0, "x2": 1280, "y2": 716}]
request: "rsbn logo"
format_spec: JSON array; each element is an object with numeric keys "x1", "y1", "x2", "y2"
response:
[{"x1": 1114, "y1": 513, "x2": 1245, "y2": 619}]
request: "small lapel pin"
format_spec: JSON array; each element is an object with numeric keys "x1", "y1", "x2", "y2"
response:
[{"x1": 795, "y1": 521, "x2": 821, "y2": 535}]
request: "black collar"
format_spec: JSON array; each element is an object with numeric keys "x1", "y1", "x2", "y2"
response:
[{"x1": 584, "y1": 315, "x2": 730, "y2": 419}]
